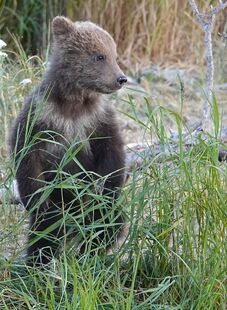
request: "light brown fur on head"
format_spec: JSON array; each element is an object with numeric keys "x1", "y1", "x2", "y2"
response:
[
  {"x1": 53, "y1": 17, "x2": 117, "y2": 56},
  {"x1": 47, "y1": 16, "x2": 127, "y2": 96}
]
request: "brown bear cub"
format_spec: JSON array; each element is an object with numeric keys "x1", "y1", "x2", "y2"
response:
[{"x1": 10, "y1": 16, "x2": 127, "y2": 265}]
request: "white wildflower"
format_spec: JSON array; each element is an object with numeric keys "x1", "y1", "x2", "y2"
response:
[
  {"x1": 0, "y1": 51, "x2": 7, "y2": 58},
  {"x1": 19, "y1": 78, "x2": 32, "y2": 86},
  {"x1": 0, "y1": 39, "x2": 7, "y2": 49}
]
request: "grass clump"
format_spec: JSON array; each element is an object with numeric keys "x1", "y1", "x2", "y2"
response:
[{"x1": 0, "y1": 43, "x2": 226, "y2": 309}]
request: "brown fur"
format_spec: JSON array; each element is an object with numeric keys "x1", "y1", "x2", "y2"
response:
[{"x1": 10, "y1": 17, "x2": 127, "y2": 265}]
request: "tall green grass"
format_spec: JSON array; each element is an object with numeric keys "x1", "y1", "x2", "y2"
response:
[{"x1": 0, "y1": 41, "x2": 226, "y2": 309}]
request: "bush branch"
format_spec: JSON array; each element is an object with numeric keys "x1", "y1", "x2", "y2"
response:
[{"x1": 188, "y1": 0, "x2": 227, "y2": 131}]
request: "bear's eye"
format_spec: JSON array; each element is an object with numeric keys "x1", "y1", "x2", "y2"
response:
[{"x1": 94, "y1": 54, "x2": 106, "y2": 62}]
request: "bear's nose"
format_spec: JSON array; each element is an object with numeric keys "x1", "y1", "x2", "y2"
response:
[{"x1": 117, "y1": 75, "x2": 127, "y2": 85}]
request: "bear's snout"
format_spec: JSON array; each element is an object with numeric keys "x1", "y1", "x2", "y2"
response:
[{"x1": 117, "y1": 75, "x2": 127, "y2": 86}]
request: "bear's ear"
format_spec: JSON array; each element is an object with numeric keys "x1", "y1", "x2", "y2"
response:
[{"x1": 52, "y1": 16, "x2": 74, "y2": 38}]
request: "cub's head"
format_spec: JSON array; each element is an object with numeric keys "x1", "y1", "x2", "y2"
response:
[{"x1": 51, "y1": 16, "x2": 127, "y2": 94}]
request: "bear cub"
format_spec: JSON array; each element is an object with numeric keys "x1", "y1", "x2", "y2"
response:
[{"x1": 10, "y1": 16, "x2": 127, "y2": 265}]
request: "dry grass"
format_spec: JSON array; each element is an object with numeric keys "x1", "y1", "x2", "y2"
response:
[
  {"x1": 1, "y1": 0, "x2": 226, "y2": 68},
  {"x1": 67, "y1": 0, "x2": 227, "y2": 68}
]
